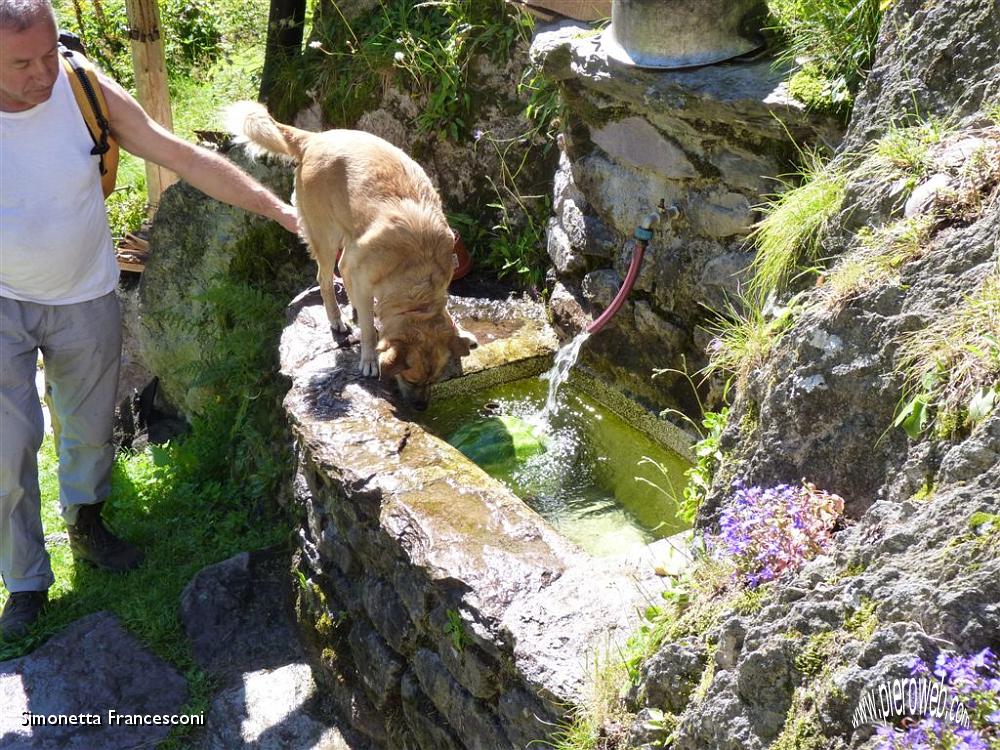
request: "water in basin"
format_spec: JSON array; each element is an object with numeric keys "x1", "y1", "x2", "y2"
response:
[{"x1": 421, "y1": 377, "x2": 691, "y2": 557}]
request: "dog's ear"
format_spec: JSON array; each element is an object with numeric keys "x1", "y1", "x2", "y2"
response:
[
  {"x1": 449, "y1": 329, "x2": 479, "y2": 358},
  {"x1": 377, "y1": 339, "x2": 408, "y2": 378}
]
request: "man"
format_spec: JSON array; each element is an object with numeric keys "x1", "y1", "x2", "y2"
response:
[{"x1": 0, "y1": 0, "x2": 299, "y2": 639}]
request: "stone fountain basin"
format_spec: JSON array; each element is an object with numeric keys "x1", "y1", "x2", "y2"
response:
[{"x1": 280, "y1": 291, "x2": 691, "y2": 747}]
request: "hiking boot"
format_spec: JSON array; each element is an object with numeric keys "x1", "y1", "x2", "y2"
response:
[
  {"x1": 0, "y1": 591, "x2": 48, "y2": 641},
  {"x1": 67, "y1": 502, "x2": 144, "y2": 572}
]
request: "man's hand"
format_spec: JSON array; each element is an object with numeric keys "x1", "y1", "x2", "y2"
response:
[
  {"x1": 99, "y1": 73, "x2": 299, "y2": 234},
  {"x1": 275, "y1": 204, "x2": 299, "y2": 235}
]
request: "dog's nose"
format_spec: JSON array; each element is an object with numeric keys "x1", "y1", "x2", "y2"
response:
[{"x1": 412, "y1": 400, "x2": 429, "y2": 412}]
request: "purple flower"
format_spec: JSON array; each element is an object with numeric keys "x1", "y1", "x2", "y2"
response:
[
  {"x1": 878, "y1": 649, "x2": 1000, "y2": 749},
  {"x1": 711, "y1": 480, "x2": 844, "y2": 587}
]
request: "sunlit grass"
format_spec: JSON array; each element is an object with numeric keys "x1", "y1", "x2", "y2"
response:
[
  {"x1": 703, "y1": 295, "x2": 799, "y2": 391},
  {"x1": 895, "y1": 264, "x2": 1000, "y2": 436},
  {"x1": 749, "y1": 151, "x2": 846, "y2": 300},
  {"x1": 169, "y1": 45, "x2": 266, "y2": 142},
  {"x1": 823, "y1": 215, "x2": 934, "y2": 306},
  {"x1": 866, "y1": 118, "x2": 953, "y2": 180},
  {"x1": 1, "y1": 435, "x2": 289, "y2": 747}
]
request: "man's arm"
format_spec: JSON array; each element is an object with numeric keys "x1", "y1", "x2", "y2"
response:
[{"x1": 99, "y1": 73, "x2": 299, "y2": 234}]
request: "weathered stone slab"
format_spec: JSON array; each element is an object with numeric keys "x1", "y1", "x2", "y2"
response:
[
  {"x1": 591, "y1": 117, "x2": 697, "y2": 178},
  {"x1": 412, "y1": 649, "x2": 505, "y2": 750},
  {"x1": 346, "y1": 623, "x2": 404, "y2": 710},
  {"x1": 400, "y1": 670, "x2": 463, "y2": 750},
  {"x1": 200, "y1": 663, "x2": 354, "y2": 750},
  {"x1": 180, "y1": 549, "x2": 304, "y2": 682},
  {"x1": 0, "y1": 612, "x2": 188, "y2": 750}
]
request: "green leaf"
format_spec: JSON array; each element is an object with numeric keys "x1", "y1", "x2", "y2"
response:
[
  {"x1": 895, "y1": 394, "x2": 929, "y2": 439},
  {"x1": 150, "y1": 444, "x2": 172, "y2": 467}
]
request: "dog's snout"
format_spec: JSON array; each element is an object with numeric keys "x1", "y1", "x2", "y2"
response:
[{"x1": 395, "y1": 377, "x2": 431, "y2": 411}]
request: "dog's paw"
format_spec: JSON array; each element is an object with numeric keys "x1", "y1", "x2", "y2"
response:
[
  {"x1": 330, "y1": 319, "x2": 350, "y2": 335},
  {"x1": 358, "y1": 350, "x2": 379, "y2": 378}
]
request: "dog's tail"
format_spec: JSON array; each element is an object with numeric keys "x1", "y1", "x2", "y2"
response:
[{"x1": 224, "y1": 101, "x2": 309, "y2": 160}]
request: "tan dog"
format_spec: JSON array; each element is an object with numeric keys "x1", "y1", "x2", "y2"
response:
[{"x1": 227, "y1": 102, "x2": 477, "y2": 409}]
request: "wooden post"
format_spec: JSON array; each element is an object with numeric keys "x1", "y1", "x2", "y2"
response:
[{"x1": 123, "y1": 0, "x2": 176, "y2": 212}]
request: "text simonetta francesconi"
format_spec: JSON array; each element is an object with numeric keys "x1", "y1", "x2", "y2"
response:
[{"x1": 22, "y1": 711, "x2": 205, "y2": 727}]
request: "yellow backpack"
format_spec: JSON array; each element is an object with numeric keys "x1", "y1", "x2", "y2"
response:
[{"x1": 58, "y1": 42, "x2": 119, "y2": 199}]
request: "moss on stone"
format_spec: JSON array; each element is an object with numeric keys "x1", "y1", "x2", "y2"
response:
[
  {"x1": 315, "y1": 612, "x2": 336, "y2": 639},
  {"x1": 910, "y1": 480, "x2": 936, "y2": 502},
  {"x1": 787, "y1": 66, "x2": 851, "y2": 120},
  {"x1": 739, "y1": 399, "x2": 760, "y2": 438},
  {"x1": 734, "y1": 585, "x2": 768, "y2": 615},
  {"x1": 827, "y1": 558, "x2": 867, "y2": 584},
  {"x1": 690, "y1": 644, "x2": 718, "y2": 704},
  {"x1": 227, "y1": 218, "x2": 309, "y2": 294},
  {"x1": 844, "y1": 597, "x2": 878, "y2": 641},
  {"x1": 771, "y1": 706, "x2": 827, "y2": 750},
  {"x1": 794, "y1": 631, "x2": 836, "y2": 677}
]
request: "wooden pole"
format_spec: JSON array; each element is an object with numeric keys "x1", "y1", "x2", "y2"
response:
[{"x1": 123, "y1": 0, "x2": 176, "y2": 212}]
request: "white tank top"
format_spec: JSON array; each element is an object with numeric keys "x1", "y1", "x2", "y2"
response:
[{"x1": 0, "y1": 61, "x2": 118, "y2": 304}]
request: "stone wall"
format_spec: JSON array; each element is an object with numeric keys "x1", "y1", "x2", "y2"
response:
[
  {"x1": 530, "y1": 22, "x2": 844, "y2": 413},
  {"x1": 281, "y1": 295, "x2": 673, "y2": 749}
]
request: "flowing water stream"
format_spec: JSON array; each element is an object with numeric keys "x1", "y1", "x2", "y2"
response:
[{"x1": 540, "y1": 331, "x2": 590, "y2": 422}]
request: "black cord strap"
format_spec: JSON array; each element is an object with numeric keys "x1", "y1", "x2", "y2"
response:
[{"x1": 59, "y1": 46, "x2": 112, "y2": 171}]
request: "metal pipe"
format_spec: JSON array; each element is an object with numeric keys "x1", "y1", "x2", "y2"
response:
[{"x1": 586, "y1": 201, "x2": 679, "y2": 335}]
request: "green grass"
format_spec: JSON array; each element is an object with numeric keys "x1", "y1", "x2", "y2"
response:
[
  {"x1": 865, "y1": 118, "x2": 952, "y2": 182},
  {"x1": 169, "y1": 44, "x2": 266, "y2": 142},
  {"x1": 0, "y1": 436, "x2": 289, "y2": 747},
  {"x1": 895, "y1": 264, "x2": 1000, "y2": 438},
  {"x1": 703, "y1": 295, "x2": 799, "y2": 390},
  {"x1": 767, "y1": 0, "x2": 885, "y2": 114},
  {"x1": 749, "y1": 150, "x2": 846, "y2": 300},
  {"x1": 822, "y1": 215, "x2": 934, "y2": 306}
]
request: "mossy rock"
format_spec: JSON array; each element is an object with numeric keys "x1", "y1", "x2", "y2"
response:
[
  {"x1": 448, "y1": 416, "x2": 547, "y2": 471},
  {"x1": 137, "y1": 145, "x2": 312, "y2": 416}
]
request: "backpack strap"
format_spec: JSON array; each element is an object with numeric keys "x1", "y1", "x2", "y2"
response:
[{"x1": 59, "y1": 45, "x2": 119, "y2": 199}]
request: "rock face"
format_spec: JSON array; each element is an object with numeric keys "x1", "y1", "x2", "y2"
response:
[
  {"x1": 621, "y1": 2, "x2": 1000, "y2": 748},
  {"x1": 0, "y1": 612, "x2": 189, "y2": 750},
  {"x1": 280, "y1": 295, "x2": 667, "y2": 748},
  {"x1": 652, "y1": 421, "x2": 1000, "y2": 750},
  {"x1": 531, "y1": 21, "x2": 844, "y2": 413},
  {"x1": 843, "y1": 0, "x2": 1000, "y2": 152}
]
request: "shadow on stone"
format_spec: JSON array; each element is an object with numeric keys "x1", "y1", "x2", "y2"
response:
[{"x1": 0, "y1": 612, "x2": 188, "y2": 750}]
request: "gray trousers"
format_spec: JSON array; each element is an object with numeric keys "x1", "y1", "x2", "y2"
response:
[{"x1": 0, "y1": 293, "x2": 121, "y2": 593}]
